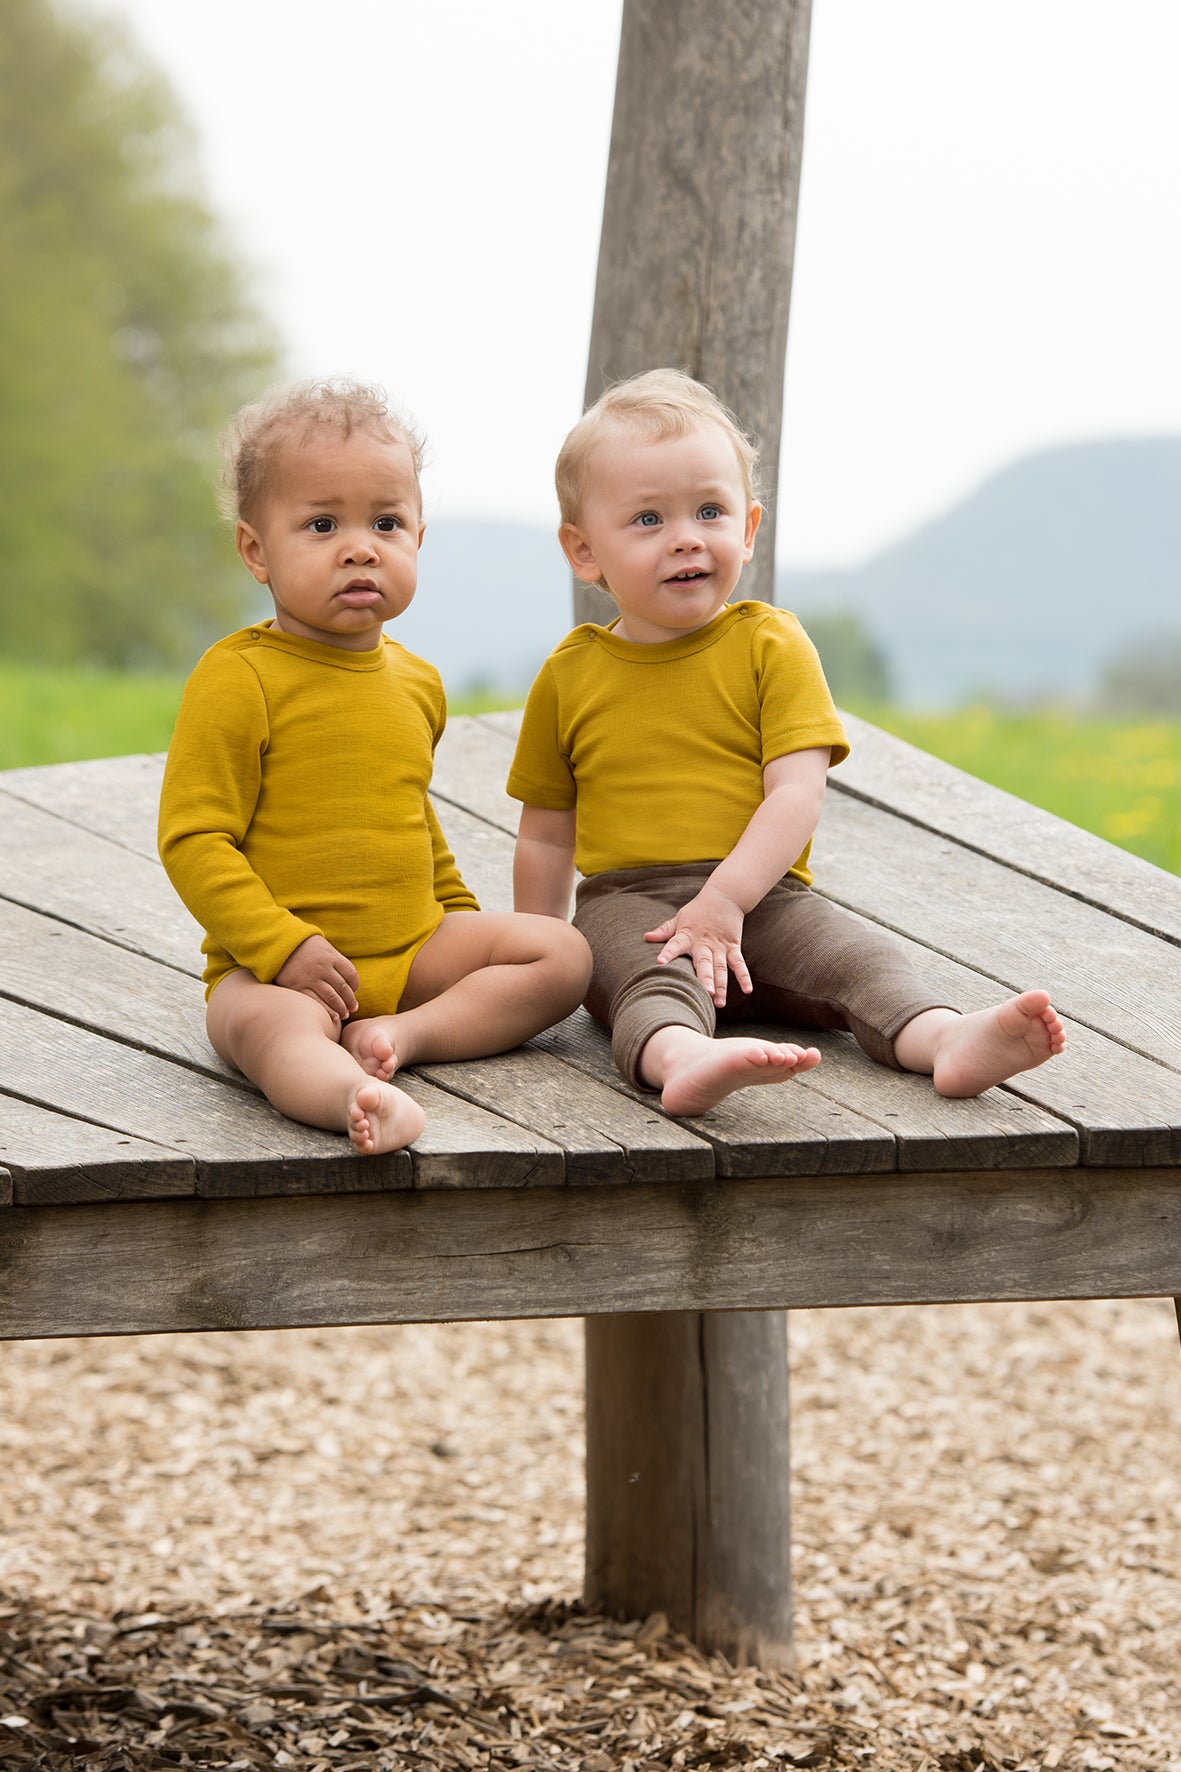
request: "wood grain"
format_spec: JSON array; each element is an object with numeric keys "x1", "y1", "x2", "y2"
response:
[
  {"x1": 811, "y1": 792, "x2": 1181, "y2": 1071},
  {"x1": 0, "y1": 752, "x2": 166, "y2": 859},
  {"x1": 0, "y1": 786, "x2": 199, "y2": 971},
  {"x1": 3, "y1": 1164, "x2": 1180, "y2": 1340},
  {"x1": 585, "y1": 1311, "x2": 793, "y2": 1666},
  {"x1": 835, "y1": 710, "x2": 1181, "y2": 945},
  {"x1": 0, "y1": 894, "x2": 220, "y2": 1077},
  {"x1": 415, "y1": 1043, "x2": 716, "y2": 1186},
  {"x1": 578, "y1": 0, "x2": 812, "y2": 615},
  {"x1": 0, "y1": 1094, "x2": 195, "y2": 1204}
]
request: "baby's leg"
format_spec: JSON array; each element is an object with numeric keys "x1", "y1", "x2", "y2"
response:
[
  {"x1": 575, "y1": 866, "x2": 821, "y2": 1113},
  {"x1": 342, "y1": 911, "x2": 590, "y2": 1070},
  {"x1": 208, "y1": 970, "x2": 424, "y2": 1153},
  {"x1": 894, "y1": 992, "x2": 1066, "y2": 1097},
  {"x1": 639, "y1": 1024, "x2": 821, "y2": 1114}
]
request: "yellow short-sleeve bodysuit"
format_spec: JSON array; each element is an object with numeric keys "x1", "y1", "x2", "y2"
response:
[
  {"x1": 158, "y1": 622, "x2": 478, "y2": 1012},
  {"x1": 505, "y1": 601, "x2": 849, "y2": 886}
]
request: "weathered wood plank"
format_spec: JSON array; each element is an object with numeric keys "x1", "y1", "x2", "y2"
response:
[
  {"x1": 535, "y1": 1011, "x2": 898, "y2": 1179},
  {"x1": 431, "y1": 718, "x2": 523, "y2": 838},
  {"x1": 396, "y1": 1070, "x2": 565, "y2": 1190},
  {"x1": 0, "y1": 752, "x2": 166, "y2": 860},
  {"x1": 433, "y1": 800, "x2": 515, "y2": 917},
  {"x1": 0, "y1": 787, "x2": 199, "y2": 971},
  {"x1": 834, "y1": 711, "x2": 1181, "y2": 946},
  {"x1": 539, "y1": 1008, "x2": 1078, "y2": 1176},
  {"x1": 0, "y1": 999, "x2": 575, "y2": 1200},
  {"x1": 414, "y1": 1044, "x2": 717, "y2": 1186},
  {"x1": 811, "y1": 792, "x2": 1181, "y2": 1070},
  {"x1": 585, "y1": 1310, "x2": 792, "y2": 1667},
  {"x1": 0, "y1": 1095, "x2": 195, "y2": 1204},
  {"x1": 744, "y1": 1019, "x2": 1079, "y2": 1172},
  {"x1": 3, "y1": 1164, "x2": 1180, "y2": 1339},
  {"x1": 0, "y1": 998, "x2": 408, "y2": 1197},
  {"x1": 0, "y1": 894, "x2": 222, "y2": 1077},
  {"x1": 890, "y1": 930, "x2": 1181, "y2": 1167}
]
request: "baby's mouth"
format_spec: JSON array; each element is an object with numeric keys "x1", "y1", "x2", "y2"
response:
[
  {"x1": 666, "y1": 568, "x2": 709, "y2": 584},
  {"x1": 337, "y1": 579, "x2": 381, "y2": 602}
]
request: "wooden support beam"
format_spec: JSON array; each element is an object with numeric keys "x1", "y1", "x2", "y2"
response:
[
  {"x1": 577, "y1": 0, "x2": 813, "y2": 622},
  {"x1": 585, "y1": 1311, "x2": 793, "y2": 1667},
  {"x1": 577, "y1": 0, "x2": 813, "y2": 1657}
]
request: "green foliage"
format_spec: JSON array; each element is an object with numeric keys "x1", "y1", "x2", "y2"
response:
[
  {"x1": 805, "y1": 612, "x2": 893, "y2": 703},
  {"x1": 852, "y1": 703, "x2": 1181, "y2": 876},
  {"x1": 0, "y1": 0, "x2": 279, "y2": 667},
  {"x1": 0, "y1": 659, "x2": 182, "y2": 767}
]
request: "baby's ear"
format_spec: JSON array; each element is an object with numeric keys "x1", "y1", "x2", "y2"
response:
[
  {"x1": 743, "y1": 502, "x2": 763, "y2": 560},
  {"x1": 559, "y1": 522, "x2": 601, "y2": 583},
  {"x1": 235, "y1": 520, "x2": 271, "y2": 585}
]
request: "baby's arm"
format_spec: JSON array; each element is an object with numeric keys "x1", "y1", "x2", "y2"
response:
[
  {"x1": 514, "y1": 805, "x2": 577, "y2": 919},
  {"x1": 159, "y1": 649, "x2": 360, "y2": 1016},
  {"x1": 646, "y1": 746, "x2": 831, "y2": 1006}
]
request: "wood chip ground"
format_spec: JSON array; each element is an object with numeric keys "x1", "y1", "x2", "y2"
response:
[{"x1": 1, "y1": 1298, "x2": 1178, "y2": 1769}]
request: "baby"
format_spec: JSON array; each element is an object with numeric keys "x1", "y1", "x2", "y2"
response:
[
  {"x1": 159, "y1": 379, "x2": 590, "y2": 1153},
  {"x1": 509, "y1": 369, "x2": 1064, "y2": 1114}
]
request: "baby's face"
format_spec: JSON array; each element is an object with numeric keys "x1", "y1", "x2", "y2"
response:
[
  {"x1": 235, "y1": 427, "x2": 424, "y2": 650},
  {"x1": 560, "y1": 423, "x2": 760, "y2": 645}
]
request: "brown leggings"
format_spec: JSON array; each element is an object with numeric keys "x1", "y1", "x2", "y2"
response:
[{"x1": 574, "y1": 863, "x2": 955, "y2": 1089}]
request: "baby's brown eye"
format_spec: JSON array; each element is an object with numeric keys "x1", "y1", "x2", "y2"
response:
[{"x1": 310, "y1": 517, "x2": 334, "y2": 533}]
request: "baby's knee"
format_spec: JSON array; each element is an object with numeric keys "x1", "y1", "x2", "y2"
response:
[{"x1": 549, "y1": 919, "x2": 593, "y2": 993}]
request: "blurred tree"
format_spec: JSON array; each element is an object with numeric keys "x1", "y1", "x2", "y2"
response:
[
  {"x1": 0, "y1": 0, "x2": 279, "y2": 666},
  {"x1": 1095, "y1": 630, "x2": 1181, "y2": 716},
  {"x1": 801, "y1": 611, "x2": 893, "y2": 704}
]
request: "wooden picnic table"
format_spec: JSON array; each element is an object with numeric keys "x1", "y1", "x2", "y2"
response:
[{"x1": 2, "y1": 710, "x2": 1180, "y2": 1666}]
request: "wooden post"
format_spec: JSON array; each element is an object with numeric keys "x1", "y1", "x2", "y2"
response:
[
  {"x1": 574, "y1": 0, "x2": 813, "y2": 626},
  {"x1": 578, "y1": 0, "x2": 812, "y2": 1664},
  {"x1": 585, "y1": 1311, "x2": 793, "y2": 1666}
]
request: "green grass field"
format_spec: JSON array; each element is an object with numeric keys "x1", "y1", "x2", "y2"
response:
[
  {"x1": 2, "y1": 664, "x2": 1177, "y2": 875},
  {"x1": 850, "y1": 703, "x2": 1181, "y2": 876}
]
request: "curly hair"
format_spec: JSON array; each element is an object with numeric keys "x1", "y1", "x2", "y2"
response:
[{"x1": 219, "y1": 377, "x2": 426, "y2": 522}]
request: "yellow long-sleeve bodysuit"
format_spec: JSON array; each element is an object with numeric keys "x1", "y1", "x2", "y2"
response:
[{"x1": 158, "y1": 622, "x2": 478, "y2": 1013}]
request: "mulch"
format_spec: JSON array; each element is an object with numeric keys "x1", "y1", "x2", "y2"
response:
[{"x1": 1, "y1": 1300, "x2": 1178, "y2": 1770}]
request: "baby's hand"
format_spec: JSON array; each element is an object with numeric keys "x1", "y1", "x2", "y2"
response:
[
  {"x1": 275, "y1": 935, "x2": 359, "y2": 1021},
  {"x1": 645, "y1": 885, "x2": 751, "y2": 1009}
]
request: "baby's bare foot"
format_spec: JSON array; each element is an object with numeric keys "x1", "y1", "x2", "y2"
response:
[
  {"x1": 660, "y1": 1037, "x2": 822, "y2": 1116},
  {"x1": 932, "y1": 990, "x2": 1066, "y2": 1098},
  {"x1": 347, "y1": 1080, "x2": 425, "y2": 1154},
  {"x1": 341, "y1": 1017, "x2": 398, "y2": 1081}
]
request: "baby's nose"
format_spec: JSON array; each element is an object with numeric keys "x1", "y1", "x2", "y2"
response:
[{"x1": 342, "y1": 529, "x2": 380, "y2": 561}]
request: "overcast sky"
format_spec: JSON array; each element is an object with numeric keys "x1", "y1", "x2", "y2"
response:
[{"x1": 98, "y1": 0, "x2": 1181, "y2": 567}]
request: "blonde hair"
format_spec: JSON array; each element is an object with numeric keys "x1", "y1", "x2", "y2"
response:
[
  {"x1": 556, "y1": 368, "x2": 761, "y2": 526},
  {"x1": 219, "y1": 377, "x2": 426, "y2": 522}
]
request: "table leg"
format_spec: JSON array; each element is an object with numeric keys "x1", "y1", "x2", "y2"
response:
[{"x1": 584, "y1": 1309, "x2": 792, "y2": 1667}]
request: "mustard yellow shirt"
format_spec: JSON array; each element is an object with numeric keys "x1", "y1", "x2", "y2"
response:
[
  {"x1": 506, "y1": 601, "x2": 848, "y2": 885},
  {"x1": 158, "y1": 622, "x2": 478, "y2": 1010}
]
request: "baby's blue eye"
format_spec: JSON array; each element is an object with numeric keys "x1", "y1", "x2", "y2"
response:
[
  {"x1": 699, "y1": 503, "x2": 722, "y2": 521},
  {"x1": 637, "y1": 512, "x2": 660, "y2": 527},
  {"x1": 309, "y1": 516, "x2": 335, "y2": 533}
]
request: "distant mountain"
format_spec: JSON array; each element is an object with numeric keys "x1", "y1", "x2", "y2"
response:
[
  {"x1": 779, "y1": 437, "x2": 1181, "y2": 707},
  {"x1": 392, "y1": 438, "x2": 1181, "y2": 707}
]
